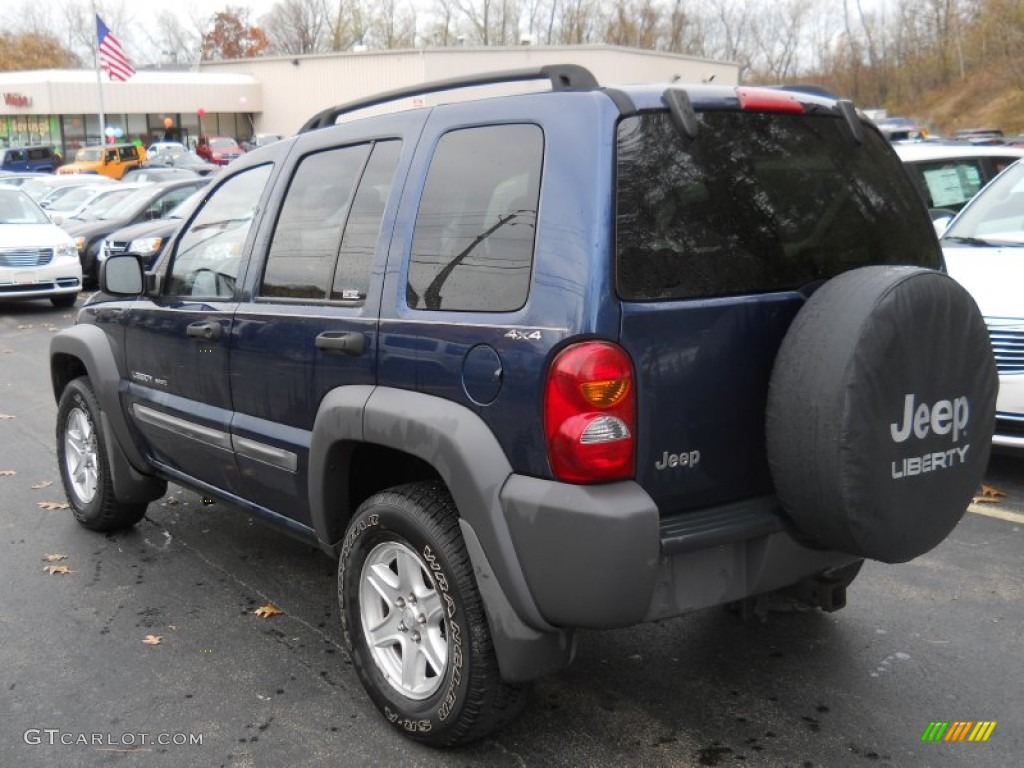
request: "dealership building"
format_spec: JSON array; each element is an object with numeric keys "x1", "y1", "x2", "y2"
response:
[{"x1": 0, "y1": 46, "x2": 738, "y2": 157}]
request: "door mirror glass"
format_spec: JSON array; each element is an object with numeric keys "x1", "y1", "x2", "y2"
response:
[{"x1": 102, "y1": 254, "x2": 145, "y2": 295}]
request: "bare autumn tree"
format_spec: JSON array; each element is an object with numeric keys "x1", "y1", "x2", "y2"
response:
[
  {"x1": 604, "y1": 0, "x2": 661, "y2": 48},
  {"x1": 263, "y1": 0, "x2": 331, "y2": 54},
  {"x1": 145, "y1": 10, "x2": 205, "y2": 66},
  {"x1": 452, "y1": 0, "x2": 521, "y2": 45},
  {"x1": 203, "y1": 6, "x2": 271, "y2": 60},
  {"x1": 0, "y1": 32, "x2": 80, "y2": 70},
  {"x1": 365, "y1": 0, "x2": 418, "y2": 49}
]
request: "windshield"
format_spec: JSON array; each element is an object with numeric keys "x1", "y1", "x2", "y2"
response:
[
  {"x1": 0, "y1": 188, "x2": 51, "y2": 224},
  {"x1": 75, "y1": 148, "x2": 103, "y2": 162},
  {"x1": 616, "y1": 111, "x2": 941, "y2": 300},
  {"x1": 47, "y1": 185, "x2": 103, "y2": 212},
  {"x1": 90, "y1": 186, "x2": 163, "y2": 221},
  {"x1": 71, "y1": 187, "x2": 138, "y2": 221},
  {"x1": 942, "y1": 160, "x2": 1024, "y2": 246},
  {"x1": 211, "y1": 138, "x2": 237, "y2": 150}
]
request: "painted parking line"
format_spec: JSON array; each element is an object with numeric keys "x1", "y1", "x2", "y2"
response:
[{"x1": 967, "y1": 504, "x2": 1024, "y2": 525}]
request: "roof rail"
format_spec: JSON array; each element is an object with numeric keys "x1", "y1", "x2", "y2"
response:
[{"x1": 298, "y1": 64, "x2": 599, "y2": 133}]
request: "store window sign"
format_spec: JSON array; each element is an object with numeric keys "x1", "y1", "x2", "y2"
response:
[{"x1": 4, "y1": 93, "x2": 32, "y2": 108}]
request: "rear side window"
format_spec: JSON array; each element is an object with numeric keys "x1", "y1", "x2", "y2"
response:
[
  {"x1": 616, "y1": 112, "x2": 941, "y2": 301},
  {"x1": 407, "y1": 124, "x2": 542, "y2": 312}
]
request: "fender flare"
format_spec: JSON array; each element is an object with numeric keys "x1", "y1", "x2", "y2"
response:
[
  {"x1": 309, "y1": 387, "x2": 573, "y2": 680},
  {"x1": 50, "y1": 324, "x2": 165, "y2": 503}
]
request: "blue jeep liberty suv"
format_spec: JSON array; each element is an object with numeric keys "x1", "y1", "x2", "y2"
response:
[{"x1": 50, "y1": 65, "x2": 997, "y2": 745}]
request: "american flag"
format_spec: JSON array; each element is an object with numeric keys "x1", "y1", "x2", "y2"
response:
[{"x1": 96, "y1": 15, "x2": 135, "y2": 81}]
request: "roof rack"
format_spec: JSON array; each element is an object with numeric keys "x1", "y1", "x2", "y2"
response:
[{"x1": 298, "y1": 64, "x2": 599, "y2": 133}]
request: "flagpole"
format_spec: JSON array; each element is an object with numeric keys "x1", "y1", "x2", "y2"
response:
[{"x1": 93, "y1": 5, "x2": 106, "y2": 144}]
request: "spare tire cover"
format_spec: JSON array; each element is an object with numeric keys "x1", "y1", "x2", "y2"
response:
[{"x1": 766, "y1": 266, "x2": 997, "y2": 563}]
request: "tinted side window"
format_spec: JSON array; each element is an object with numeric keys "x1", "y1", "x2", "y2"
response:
[
  {"x1": 166, "y1": 164, "x2": 272, "y2": 298},
  {"x1": 331, "y1": 140, "x2": 401, "y2": 301},
  {"x1": 407, "y1": 124, "x2": 542, "y2": 312},
  {"x1": 261, "y1": 144, "x2": 370, "y2": 300},
  {"x1": 28, "y1": 148, "x2": 50, "y2": 160}
]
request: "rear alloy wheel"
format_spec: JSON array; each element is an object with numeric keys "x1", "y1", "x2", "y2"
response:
[
  {"x1": 56, "y1": 377, "x2": 147, "y2": 531},
  {"x1": 339, "y1": 481, "x2": 529, "y2": 746}
]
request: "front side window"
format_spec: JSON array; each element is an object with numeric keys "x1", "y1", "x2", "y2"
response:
[
  {"x1": 616, "y1": 111, "x2": 941, "y2": 301},
  {"x1": 407, "y1": 124, "x2": 542, "y2": 312},
  {"x1": 166, "y1": 165, "x2": 272, "y2": 298}
]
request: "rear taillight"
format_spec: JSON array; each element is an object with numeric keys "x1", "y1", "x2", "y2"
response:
[
  {"x1": 736, "y1": 87, "x2": 805, "y2": 114},
  {"x1": 544, "y1": 341, "x2": 635, "y2": 483}
]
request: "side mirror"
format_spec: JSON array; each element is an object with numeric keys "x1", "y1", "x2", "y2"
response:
[{"x1": 101, "y1": 254, "x2": 145, "y2": 296}]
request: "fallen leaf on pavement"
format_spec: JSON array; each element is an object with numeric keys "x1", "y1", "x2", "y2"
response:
[
  {"x1": 142, "y1": 635, "x2": 163, "y2": 645},
  {"x1": 0, "y1": 414, "x2": 14, "y2": 420},
  {"x1": 42, "y1": 553, "x2": 68, "y2": 562},
  {"x1": 254, "y1": 604, "x2": 283, "y2": 619},
  {"x1": 31, "y1": 481, "x2": 53, "y2": 489},
  {"x1": 37, "y1": 501, "x2": 70, "y2": 510},
  {"x1": 44, "y1": 565, "x2": 74, "y2": 575},
  {"x1": 16, "y1": 324, "x2": 33, "y2": 330},
  {"x1": 973, "y1": 484, "x2": 1007, "y2": 504},
  {"x1": 0, "y1": 470, "x2": 16, "y2": 476}
]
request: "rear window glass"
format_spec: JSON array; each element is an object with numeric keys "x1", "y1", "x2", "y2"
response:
[{"x1": 616, "y1": 112, "x2": 940, "y2": 301}]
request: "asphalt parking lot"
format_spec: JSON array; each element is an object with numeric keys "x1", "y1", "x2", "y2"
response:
[{"x1": 2, "y1": 297, "x2": 1022, "y2": 768}]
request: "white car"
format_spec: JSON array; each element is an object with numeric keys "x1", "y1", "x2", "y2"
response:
[
  {"x1": 0, "y1": 187, "x2": 82, "y2": 307},
  {"x1": 940, "y1": 158, "x2": 1024, "y2": 449},
  {"x1": 894, "y1": 142, "x2": 1024, "y2": 218}
]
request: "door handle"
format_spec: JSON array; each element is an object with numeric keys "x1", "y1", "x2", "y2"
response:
[
  {"x1": 186, "y1": 321, "x2": 223, "y2": 341},
  {"x1": 315, "y1": 331, "x2": 365, "y2": 356}
]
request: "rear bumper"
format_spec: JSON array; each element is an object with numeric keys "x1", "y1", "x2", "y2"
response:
[{"x1": 501, "y1": 475, "x2": 857, "y2": 629}]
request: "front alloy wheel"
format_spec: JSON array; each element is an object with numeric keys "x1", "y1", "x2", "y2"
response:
[{"x1": 63, "y1": 406, "x2": 99, "y2": 505}]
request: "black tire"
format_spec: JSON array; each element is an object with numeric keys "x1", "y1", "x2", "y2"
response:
[
  {"x1": 50, "y1": 293, "x2": 78, "y2": 309},
  {"x1": 56, "y1": 377, "x2": 147, "y2": 531},
  {"x1": 766, "y1": 266, "x2": 997, "y2": 563},
  {"x1": 339, "y1": 481, "x2": 529, "y2": 746}
]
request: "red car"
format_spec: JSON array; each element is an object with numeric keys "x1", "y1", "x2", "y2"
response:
[{"x1": 195, "y1": 136, "x2": 245, "y2": 166}]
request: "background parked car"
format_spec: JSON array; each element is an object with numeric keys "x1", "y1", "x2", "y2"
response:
[
  {"x1": 20, "y1": 175, "x2": 116, "y2": 208},
  {"x1": 62, "y1": 178, "x2": 210, "y2": 283},
  {"x1": 141, "y1": 144, "x2": 220, "y2": 175},
  {"x1": 195, "y1": 136, "x2": 244, "y2": 166},
  {"x1": 241, "y1": 133, "x2": 283, "y2": 151},
  {"x1": 0, "y1": 186, "x2": 81, "y2": 307},
  {"x1": 122, "y1": 167, "x2": 202, "y2": 182},
  {"x1": 940, "y1": 158, "x2": 1024, "y2": 450},
  {"x1": 894, "y1": 143, "x2": 1024, "y2": 219},
  {"x1": 0, "y1": 171, "x2": 51, "y2": 188},
  {"x1": 1, "y1": 146, "x2": 58, "y2": 173},
  {"x1": 57, "y1": 143, "x2": 145, "y2": 179},
  {"x1": 44, "y1": 183, "x2": 143, "y2": 226}
]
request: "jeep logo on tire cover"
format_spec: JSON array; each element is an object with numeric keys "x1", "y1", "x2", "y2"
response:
[{"x1": 889, "y1": 394, "x2": 971, "y2": 480}]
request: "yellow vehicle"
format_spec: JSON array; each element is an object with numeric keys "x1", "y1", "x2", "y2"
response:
[{"x1": 58, "y1": 143, "x2": 145, "y2": 180}]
